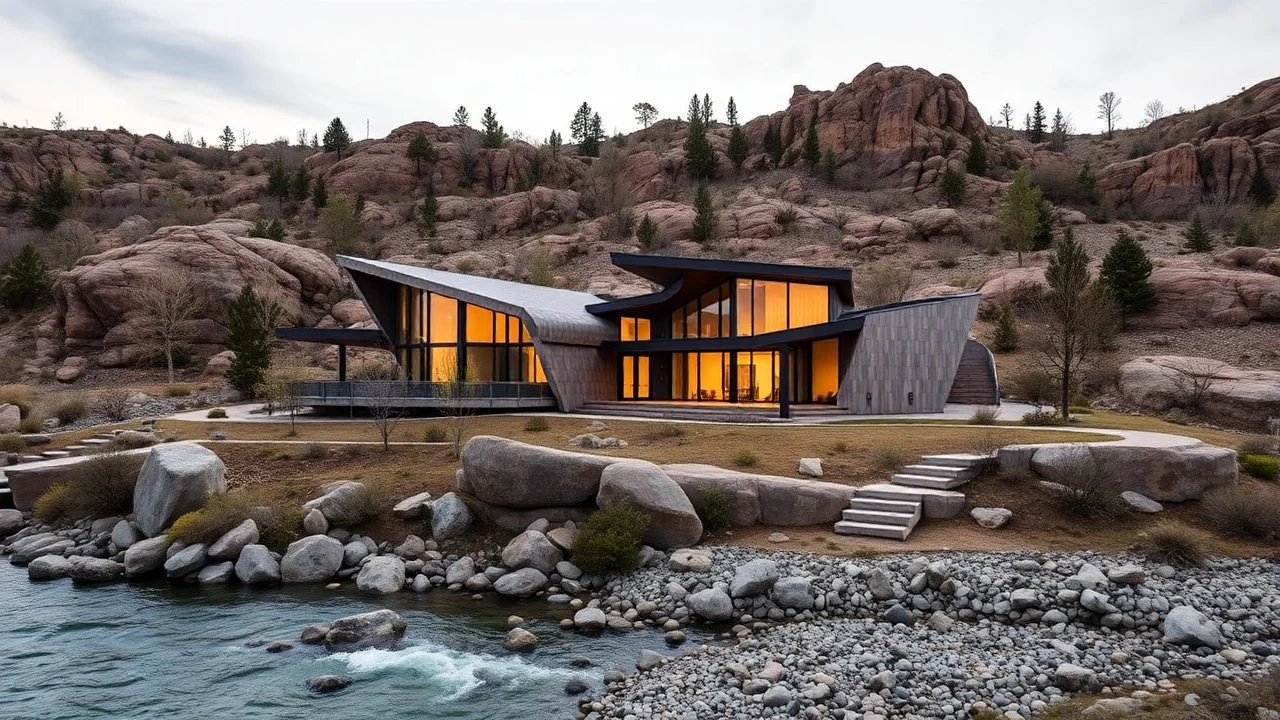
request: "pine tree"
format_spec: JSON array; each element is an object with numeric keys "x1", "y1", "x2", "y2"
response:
[
  {"x1": 998, "y1": 167, "x2": 1043, "y2": 265},
  {"x1": 579, "y1": 113, "x2": 603, "y2": 157},
  {"x1": 763, "y1": 121, "x2": 783, "y2": 168},
  {"x1": 547, "y1": 130, "x2": 562, "y2": 159},
  {"x1": 26, "y1": 168, "x2": 73, "y2": 230},
  {"x1": 1183, "y1": 214, "x2": 1213, "y2": 252},
  {"x1": 322, "y1": 117, "x2": 351, "y2": 159},
  {"x1": 480, "y1": 107, "x2": 506, "y2": 149},
  {"x1": 726, "y1": 96, "x2": 748, "y2": 175},
  {"x1": 406, "y1": 131, "x2": 435, "y2": 179},
  {"x1": 1032, "y1": 202, "x2": 1054, "y2": 250},
  {"x1": 1027, "y1": 102, "x2": 1046, "y2": 143},
  {"x1": 683, "y1": 95, "x2": 716, "y2": 182},
  {"x1": 991, "y1": 304, "x2": 1019, "y2": 353},
  {"x1": 219, "y1": 125, "x2": 236, "y2": 152},
  {"x1": 290, "y1": 165, "x2": 311, "y2": 201},
  {"x1": 164, "y1": 131, "x2": 174, "y2": 143},
  {"x1": 570, "y1": 102, "x2": 592, "y2": 144},
  {"x1": 421, "y1": 190, "x2": 439, "y2": 237},
  {"x1": 1236, "y1": 222, "x2": 1260, "y2": 247},
  {"x1": 264, "y1": 162, "x2": 290, "y2": 199},
  {"x1": 0, "y1": 244, "x2": 51, "y2": 310},
  {"x1": 452, "y1": 106, "x2": 470, "y2": 127},
  {"x1": 701, "y1": 93, "x2": 713, "y2": 124},
  {"x1": 965, "y1": 135, "x2": 987, "y2": 177},
  {"x1": 822, "y1": 148, "x2": 838, "y2": 185},
  {"x1": 691, "y1": 185, "x2": 716, "y2": 244},
  {"x1": 1048, "y1": 108, "x2": 1067, "y2": 151},
  {"x1": 939, "y1": 165, "x2": 965, "y2": 206},
  {"x1": 1100, "y1": 230, "x2": 1157, "y2": 326},
  {"x1": 1248, "y1": 167, "x2": 1276, "y2": 207},
  {"x1": 726, "y1": 97, "x2": 738, "y2": 126},
  {"x1": 225, "y1": 285, "x2": 283, "y2": 398},
  {"x1": 802, "y1": 113, "x2": 821, "y2": 174},
  {"x1": 635, "y1": 214, "x2": 660, "y2": 251},
  {"x1": 311, "y1": 174, "x2": 328, "y2": 209},
  {"x1": 633, "y1": 102, "x2": 658, "y2": 129},
  {"x1": 686, "y1": 95, "x2": 702, "y2": 128},
  {"x1": 1041, "y1": 225, "x2": 1108, "y2": 418},
  {"x1": 1078, "y1": 163, "x2": 1099, "y2": 203}
]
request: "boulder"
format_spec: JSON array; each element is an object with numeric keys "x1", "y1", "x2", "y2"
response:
[
  {"x1": 1119, "y1": 356, "x2": 1280, "y2": 429},
  {"x1": 669, "y1": 548, "x2": 713, "y2": 573},
  {"x1": 164, "y1": 543, "x2": 208, "y2": 578},
  {"x1": 68, "y1": 557, "x2": 125, "y2": 583},
  {"x1": 1163, "y1": 605, "x2": 1223, "y2": 649},
  {"x1": 303, "y1": 482, "x2": 370, "y2": 527},
  {"x1": 394, "y1": 534, "x2": 425, "y2": 559},
  {"x1": 504, "y1": 627, "x2": 539, "y2": 652},
  {"x1": 280, "y1": 535, "x2": 344, "y2": 583},
  {"x1": 730, "y1": 559, "x2": 780, "y2": 598},
  {"x1": 204, "y1": 350, "x2": 235, "y2": 377},
  {"x1": 28, "y1": 554, "x2": 73, "y2": 581},
  {"x1": 566, "y1": 434, "x2": 629, "y2": 449},
  {"x1": 430, "y1": 492, "x2": 473, "y2": 539},
  {"x1": 546, "y1": 526, "x2": 577, "y2": 552},
  {"x1": 970, "y1": 507, "x2": 1012, "y2": 529},
  {"x1": 7, "y1": 534, "x2": 75, "y2": 564},
  {"x1": 356, "y1": 556, "x2": 406, "y2": 594},
  {"x1": 772, "y1": 577, "x2": 814, "y2": 610},
  {"x1": 208, "y1": 519, "x2": 259, "y2": 560},
  {"x1": 342, "y1": 541, "x2": 370, "y2": 568},
  {"x1": 235, "y1": 544, "x2": 282, "y2": 584},
  {"x1": 323, "y1": 609, "x2": 407, "y2": 650},
  {"x1": 445, "y1": 556, "x2": 475, "y2": 585},
  {"x1": 392, "y1": 491, "x2": 433, "y2": 519},
  {"x1": 573, "y1": 607, "x2": 608, "y2": 632},
  {"x1": 110, "y1": 520, "x2": 141, "y2": 550},
  {"x1": 797, "y1": 458, "x2": 823, "y2": 478},
  {"x1": 123, "y1": 534, "x2": 170, "y2": 577},
  {"x1": 596, "y1": 460, "x2": 702, "y2": 549},
  {"x1": 493, "y1": 567, "x2": 548, "y2": 597},
  {"x1": 133, "y1": 444, "x2": 227, "y2": 537},
  {"x1": 686, "y1": 588, "x2": 734, "y2": 622},
  {"x1": 1054, "y1": 663, "x2": 1096, "y2": 692},
  {"x1": 661, "y1": 463, "x2": 852, "y2": 526},
  {"x1": 1001, "y1": 440, "x2": 1238, "y2": 503},
  {"x1": 458, "y1": 436, "x2": 617, "y2": 508},
  {"x1": 500, "y1": 530, "x2": 562, "y2": 575},
  {"x1": 196, "y1": 561, "x2": 234, "y2": 584},
  {"x1": 55, "y1": 356, "x2": 88, "y2": 383},
  {"x1": 306, "y1": 675, "x2": 352, "y2": 694},
  {"x1": 302, "y1": 508, "x2": 329, "y2": 535},
  {"x1": 881, "y1": 604, "x2": 915, "y2": 626},
  {"x1": 1121, "y1": 491, "x2": 1163, "y2": 513},
  {"x1": 0, "y1": 508, "x2": 26, "y2": 538},
  {"x1": 1010, "y1": 588, "x2": 1039, "y2": 610}
]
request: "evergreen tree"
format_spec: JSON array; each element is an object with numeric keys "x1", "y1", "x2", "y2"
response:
[
  {"x1": 1027, "y1": 102, "x2": 1047, "y2": 143},
  {"x1": 822, "y1": 148, "x2": 838, "y2": 185},
  {"x1": 452, "y1": 106, "x2": 470, "y2": 127},
  {"x1": 264, "y1": 162, "x2": 290, "y2": 199},
  {"x1": 1235, "y1": 222, "x2": 1260, "y2": 247},
  {"x1": 686, "y1": 95, "x2": 702, "y2": 127},
  {"x1": 726, "y1": 97, "x2": 738, "y2": 126},
  {"x1": 701, "y1": 93, "x2": 713, "y2": 124},
  {"x1": 0, "y1": 244, "x2": 51, "y2": 310},
  {"x1": 290, "y1": 165, "x2": 311, "y2": 201},
  {"x1": 406, "y1": 131, "x2": 436, "y2": 179},
  {"x1": 939, "y1": 165, "x2": 965, "y2": 206},
  {"x1": 219, "y1": 125, "x2": 236, "y2": 152},
  {"x1": 570, "y1": 102, "x2": 592, "y2": 144},
  {"x1": 1032, "y1": 202, "x2": 1054, "y2": 250},
  {"x1": 480, "y1": 107, "x2": 506, "y2": 148},
  {"x1": 1100, "y1": 230, "x2": 1157, "y2": 327},
  {"x1": 1041, "y1": 226, "x2": 1110, "y2": 418},
  {"x1": 633, "y1": 102, "x2": 658, "y2": 129},
  {"x1": 322, "y1": 118, "x2": 351, "y2": 159},
  {"x1": 635, "y1": 214, "x2": 660, "y2": 251},
  {"x1": 579, "y1": 113, "x2": 603, "y2": 158},
  {"x1": 1247, "y1": 167, "x2": 1276, "y2": 207},
  {"x1": 1048, "y1": 108, "x2": 1067, "y2": 151},
  {"x1": 421, "y1": 190, "x2": 439, "y2": 237},
  {"x1": 802, "y1": 113, "x2": 821, "y2": 174},
  {"x1": 547, "y1": 130, "x2": 562, "y2": 159},
  {"x1": 727, "y1": 124, "x2": 749, "y2": 175},
  {"x1": 991, "y1": 304, "x2": 1019, "y2": 353},
  {"x1": 690, "y1": 185, "x2": 716, "y2": 244},
  {"x1": 225, "y1": 285, "x2": 283, "y2": 398},
  {"x1": 311, "y1": 174, "x2": 328, "y2": 209},
  {"x1": 322, "y1": 196, "x2": 362, "y2": 255},
  {"x1": 1078, "y1": 163, "x2": 1100, "y2": 203},
  {"x1": 997, "y1": 167, "x2": 1043, "y2": 265},
  {"x1": 763, "y1": 121, "x2": 783, "y2": 168},
  {"x1": 965, "y1": 135, "x2": 987, "y2": 177},
  {"x1": 683, "y1": 96, "x2": 716, "y2": 182},
  {"x1": 1183, "y1": 214, "x2": 1213, "y2": 252},
  {"x1": 164, "y1": 131, "x2": 174, "y2": 143},
  {"x1": 26, "y1": 168, "x2": 73, "y2": 230}
]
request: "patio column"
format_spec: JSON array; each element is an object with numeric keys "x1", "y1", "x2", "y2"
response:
[
  {"x1": 778, "y1": 344, "x2": 791, "y2": 419},
  {"x1": 338, "y1": 344, "x2": 347, "y2": 381}
]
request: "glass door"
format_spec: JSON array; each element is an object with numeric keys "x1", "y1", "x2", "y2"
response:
[{"x1": 620, "y1": 355, "x2": 651, "y2": 400}]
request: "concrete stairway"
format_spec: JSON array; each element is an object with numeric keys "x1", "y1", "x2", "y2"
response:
[{"x1": 834, "y1": 453, "x2": 989, "y2": 540}]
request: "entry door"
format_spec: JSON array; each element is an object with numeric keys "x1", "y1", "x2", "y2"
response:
[{"x1": 620, "y1": 355, "x2": 651, "y2": 399}]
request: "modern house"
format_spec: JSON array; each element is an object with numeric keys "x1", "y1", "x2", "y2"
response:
[{"x1": 277, "y1": 253, "x2": 996, "y2": 418}]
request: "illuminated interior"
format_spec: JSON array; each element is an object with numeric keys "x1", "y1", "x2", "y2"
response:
[{"x1": 396, "y1": 286, "x2": 545, "y2": 383}]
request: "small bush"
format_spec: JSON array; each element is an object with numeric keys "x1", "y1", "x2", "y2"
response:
[
  {"x1": 1042, "y1": 448, "x2": 1127, "y2": 519},
  {"x1": 774, "y1": 205, "x2": 799, "y2": 228},
  {"x1": 164, "y1": 385, "x2": 192, "y2": 397},
  {"x1": 643, "y1": 423, "x2": 686, "y2": 442},
  {"x1": 206, "y1": 407, "x2": 228, "y2": 419},
  {"x1": 968, "y1": 407, "x2": 998, "y2": 425},
  {"x1": 95, "y1": 388, "x2": 133, "y2": 422},
  {"x1": 1238, "y1": 434, "x2": 1276, "y2": 456},
  {"x1": 49, "y1": 395, "x2": 88, "y2": 424},
  {"x1": 870, "y1": 445, "x2": 907, "y2": 473},
  {"x1": 0, "y1": 432, "x2": 27, "y2": 453},
  {"x1": 322, "y1": 481, "x2": 384, "y2": 527},
  {"x1": 1240, "y1": 454, "x2": 1280, "y2": 481},
  {"x1": 996, "y1": 467, "x2": 1030, "y2": 484},
  {"x1": 168, "y1": 494, "x2": 250, "y2": 545},
  {"x1": 832, "y1": 441, "x2": 849, "y2": 453},
  {"x1": 35, "y1": 453, "x2": 140, "y2": 523},
  {"x1": 255, "y1": 507, "x2": 304, "y2": 554},
  {"x1": 731, "y1": 450, "x2": 759, "y2": 468},
  {"x1": 696, "y1": 487, "x2": 732, "y2": 533},
  {"x1": 1021, "y1": 409, "x2": 1065, "y2": 426},
  {"x1": 969, "y1": 430, "x2": 1011, "y2": 458},
  {"x1": 33, "y1": 485, "x2": 73, "y2": 524},
  {"x1": 1139, "y1": 524, "x2": 1204, "y2": 567},
  {"x1": 19, "y1": 414, "x2": 44, "y2": 433},
  {"x1": 572, "y1": 501, "x2": 651, "y2": 574},
  {"x1": 107, "y1": 432, "x2": 158, "y2": 451},
  {"x1": 294, "y1": 442, "x2": 329, "y2": 461},
  {"x1": 423, "y1": 426, "x2": 448, "y2": 442},
  {"x1": 0, "y1": 384, "x2": 34, "y2": 417},
  {"x1": 523, "y1": 417, "x2": 551, "y2": 432},
  {"x1": 1201, "y1": 486, "x2": 1280, "y2": 540}
]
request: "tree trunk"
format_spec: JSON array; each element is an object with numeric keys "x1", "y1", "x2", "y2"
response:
[{"x1": 165, "y1": 338, "x2": 175, "y2": 385}]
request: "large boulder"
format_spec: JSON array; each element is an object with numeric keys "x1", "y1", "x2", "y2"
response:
[
  {"x1": 280, "y1": 535, "x2": 344, "y2": 583},
  {"x1": 458, "y1": 436, "x2": 618, "y2": 508},
  {"x1": 7, "y1": 533, "x2": 74, "y2": 564},
  {"x1": 660, "y1": 464, "x2": 852, "y2": 526},
  {"x1": 123, "y1": 534, "x2": 170, "y2": 577},
  {"x1": 164, "y1": 543, "x2": 208, "y2": 578},
  {"x1": 999, "y1": 441, "x2": 1237, "y2": 503},
  {"x1": 1162, "y1": 605, "x2": 1223, "y2": 649},
  {"x1": 208, "y1": 519, "x2": 259, "y2": 560},
  {"x1": 133, "y1": 444, "x2": 227, "y2": 538},
  {"x1": 730, "y1": 559, "x2": 780, "y2": 598},
  {"x1": 0, "y1": 508, "x2": 24, "y2": 538},
  {"x1": 235, "y1": 544, "x2": 281, "y2": 585},
  {"x1": 493, "y1": 567, "x2": 548, "y2": 597},
  {"x1": 596, "y1": 460, "x2": 702, "y2": 549},
  {"x1": 356, "y1": 556, "x2": 406, "y2": 594},
  {"x1": 322, "y1": 609, "x2": 407, "y2": 650},
  {"x1": 28, "y1": 554, "x2": 73, "y2": 581},
  {"x1": 1118, "y1": 356, "x2": 1280, "y2": 429},
  {"x1": 500, "y1": 530, "x2": 562, "y2": 575},
  {"x1": 302, "y1": 482, "x2": 370, "y2": 527},
  {"x1": 686, "y1": 588, "x2": 734, "y2": 622},
  {"x1": 68, "y1": 557, "x2": 125, "y2": 583},
  {"x1": 430, "y1": 492, "x2": 473, "y2": 539}
]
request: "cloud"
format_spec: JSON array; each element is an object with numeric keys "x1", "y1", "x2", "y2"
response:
[{"x1": 3, "y1": 0, "x2": 315, "y2": 114}]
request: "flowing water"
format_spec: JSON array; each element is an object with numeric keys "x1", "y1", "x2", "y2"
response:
[{"x1": 0, "y1": 566, "x2": 697, "y2": 720}]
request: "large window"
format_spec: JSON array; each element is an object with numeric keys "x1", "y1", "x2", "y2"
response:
[
  {"x1": 735, "y1": 279, "x2": 830, "y2": 337},
  {"x1": 811, "y1": 338, "x2": 839, "y2": 403},
  {"x1": 620, "y1": 317, "x2": 651, "y2": 341},
  {"x1": 672, "y1": 282, "x2": 731, "y2": 339},
  {"x1": 396, "y1": 286, "x2": 545, "y2": 383},
  {"x1": 672, "y1": 352, "x2": 732, "y2": 401}
]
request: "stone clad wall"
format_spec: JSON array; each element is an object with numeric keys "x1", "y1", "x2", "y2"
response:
[{"x1": 537, "y1": 342, "x2": 615, "y2": 412}]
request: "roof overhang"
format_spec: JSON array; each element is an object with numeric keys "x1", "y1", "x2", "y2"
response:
[
  {"x1": 274, "y1": 327, "x2": 389, "y2": 348},
  {"x1": 601, "y1": 252, "x2": 855, "y2": 310}
]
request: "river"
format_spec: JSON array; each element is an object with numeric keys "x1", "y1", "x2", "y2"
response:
[{"x1": 0, "y1": 566, "x2": 698, "y2": 720}]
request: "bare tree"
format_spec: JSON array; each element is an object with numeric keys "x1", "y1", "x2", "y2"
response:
[
  {"x1": 363, "y1": 366, "x2": 406, "y2": 451},
  {"x1": 856, "y1": 262, "x2": 915, "y2": 307},
  {"x1": 1169, "y1": 358, "x2": 1232, "y2": 412},
  {"x1": 135, "y1": 270, "x2": 206, "y2": 384},
  {"x1": 1097, "y1": 92, "x2": 1122, "y2": 139},
  {"x1": 296, "y1": 128, "x2": 310, "y2": 147},
  {"x1": 261, "y1": 366, "x2": 309, "y2": 436},
  {"x1": 52, "y1": 112, "x2": 65, "y2": 131},
  {"x1": 1143, "y1": 99, "x2": 1165, "y2": 126},
  {"x1": 1000, "y1": 103, "x2": 1014, "y2": 129},
  {"x1": 434, "y1": 353, "x2": 477, "y2": 458}
]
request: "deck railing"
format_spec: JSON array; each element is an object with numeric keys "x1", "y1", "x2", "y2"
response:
[{"x1": 292, "y1": 380, "x2": 556, "y2": 405}]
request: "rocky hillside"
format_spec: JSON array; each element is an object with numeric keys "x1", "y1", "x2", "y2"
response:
[{"x1": 0, "y1": 63, "x2": 1276, "y2": 395}]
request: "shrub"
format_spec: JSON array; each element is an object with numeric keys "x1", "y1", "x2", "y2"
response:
[
  {"x1": 523, "y1": 417, "x2": 551, "y2": 432},
  {"x1": 294, "y1": 442, "x2": 329, "y2": 461},
  {"x1": 18, "y1": 414, "x2": 44, "y2": 433},
  {"x1": 1240, "y1": 454, "x2": 1279, "y2": 481},
  {"x1": 423, "y1": 426, "x2": 448, "y2": 442},
  {"x1": 95, "y1": 388, "x2": 133, "y2": 422},
  {"x1": 774, "y1": 205, "x2": 799, "y2": 228},
  {"x1": 572, "y1": 501, "x2": 650, "y2": 574},
  {"x1": 254, "y1": 507, "x2": 304, "y2": 554},
  {"x1": 164, "y1": 385, "x2": 192, "y2": 397},
  {"x1": 1139, "y1": 524, "x2": 1204, "y2": 567},
  {"x1": 731, "y1": 450, "x2": 759, "y2": 468},
  {"x1": 107, "y1": 432, "x2": 159, "y2": 451},
  {"x1": 35, "y1": 452, "x2": 140, "y2": 523},
  {"x1": 168, "y1": 495, "x2": 248, "y2": 545},
  {"x1": 969, "y1": 430, "x2": 1010, "y2": 458},
  {"x1": 1021, "y1": 409, "x2": 1065, "y2": 426},
  {"x1": 1201, "y1": 486, "x2": 1280, "y2": 540},
  {"x1": 968, "y1": 407, "x2": 999, "y2": 425},
  {"x1": 33, "y1": 485, "x2": 73, "y2": 524},
  {"x1": 0, "y1": 384, "x2": 33, "y2": 417},
  {"x1": 642, "y1": 423, "x2": 686, "y2": 442},
  {"x1": 206, "y1": 408, "x2": 228, "y2": 419},
  {"x1": 1042, "y1": 451, "x2": 1127, "y2": 519},
  {"x1": 0, "y1": 432, "x2": 26, "y2": 453},
  {"x1": 832, "y1": 441, "x2": 849, "y2": 453},
  {"x1": 870, "y1": 446, "x2": 907, "y2": 473},
  {"x1": 1238, "y1": 434, "x2": 1276, "y2": 456},
  {"x1": 991, "y1": 304, "x2": 1019, "y2": 353},
  {"x1": 50, "y1": 395, "x2": 87, "y2": 424},
  {"x1": 696, "y1": 487, "x2": 732, "y2": 533}
]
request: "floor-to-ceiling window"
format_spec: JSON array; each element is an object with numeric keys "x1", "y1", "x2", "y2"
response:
[
  {"x1": 395, "y1": 286, "x2": 545, "y2": 383},
  {"x1": 735, "y1": 279, "x2": 831, "y2": 337},
  {"x1": 811, "y1": 338, "x2": 840, "y2": 403}
]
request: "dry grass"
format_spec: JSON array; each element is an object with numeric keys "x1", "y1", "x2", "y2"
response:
[{"x1": 1038, "y1": 673, "x2": 1280, "y2": 720}]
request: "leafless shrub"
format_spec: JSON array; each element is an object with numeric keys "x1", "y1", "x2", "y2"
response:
[
  {"x1": 967, "y1": 407, "x2": 999, "y2": 425},
  {"x1": 1139, "y1": 524, "x2": 1204, "y2": 567},
  {"x1": 1201, "y1": 485, "x2": 1280, "y2": 540},
  {"x1": 1196, "y1": 189, "x2": 1257, "y2": 232},
  {"x1": 968, "y1": 429, "x2": 1011, "y2": 458},
  {"x1": 1169, "y1": 358, "x2": 1231, "y2": 411},
  {"x1": 856, "y1": 262, "x2": 915, "y2": 307},
  {"x1": 49, "y1": 220, "x2": 96, "y2": 266},
  {"x1": 94, "y1": 388, "x2": 133, "y2": 422},
  {"x1": 1041, "y1": 449, "x2": 1127, "y2": 520},
  {"x1": 864, "y1": 190, "x2": 899, "y2": 214},
  {"x1": 931, "y1": 238, "x2": 966, "y2": 268},
  {"x1": 1238, "y1": 434, "x2": 1277, "y2": 456},
  {"x1": 870, "y1": 445, "x2": 908, "y2": 472}
]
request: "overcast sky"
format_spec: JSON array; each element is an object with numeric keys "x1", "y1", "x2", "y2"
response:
[{"x1": 2, "y1": 0, "x2": 1277, "y2": 144}]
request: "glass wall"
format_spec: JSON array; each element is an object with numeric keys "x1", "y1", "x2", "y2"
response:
[
  {"x1": 736, "y1": 279, "x2": 830, "y2": 337},
  {"x1": 396, "y1": 286, "x2": 545, "y2": 383},
  {"x1": 620, "y1": 317, "x2": 652, "y2": 341},
  {"x1": 672, "y1": 282, "x2": 731, "y2": 339},
  {"x1": 811, "y1": 338, "x2": 840, "y2": 403}
]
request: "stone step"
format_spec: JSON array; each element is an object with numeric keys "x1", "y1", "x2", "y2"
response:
[
  {"x1": 891, "y1": 473, "x2": 969, "y2": 490},
  {"x1": 39, "y1": 450, "x2": 73, "y2": 460},
  {"x1": 848, "y1": 497, "x2": 920, "y2": 514},
  {"x1": 81, "y1": 438, "x2": 113, "y2": 446},
  {"x1": 18, "y1": 455, "x2": 43, "y2": 464},
  {"x1": 901, "y1": 464, "x2": 976, "y2": 480},
  {"x1": 919, "y1": 453, "x2": 991, "y2": 470},
  {"x1": 854, "y1": 483, "x2": 966, "y2": 519},
  {"x1": 841, "y1": 507, "x2": 920, "y2": 527},
  {"x1": 833, "y1": 520, "x2": 913, "y2": 541}
]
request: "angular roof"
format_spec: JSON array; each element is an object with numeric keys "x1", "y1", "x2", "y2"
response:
[{"x1": 337, "y1": 256, "x2": 614, "y2": 345}]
